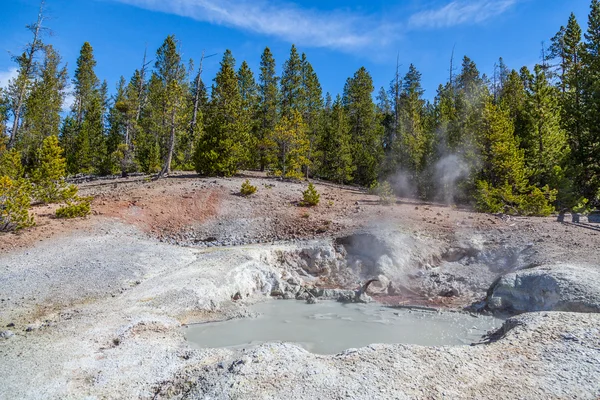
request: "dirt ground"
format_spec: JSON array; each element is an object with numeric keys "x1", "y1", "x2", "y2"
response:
[{"x1": 3, "y1": 171, "x2": 598, "y2": 265}]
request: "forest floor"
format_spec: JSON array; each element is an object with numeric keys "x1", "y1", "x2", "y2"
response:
[{"x1": 1, "y1": 171, "x2": 599, "y2": 399}]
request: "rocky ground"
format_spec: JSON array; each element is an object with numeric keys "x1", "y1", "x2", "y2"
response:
[{"x1": 0, "y1": 172, "x2": 599, "y2": 399}]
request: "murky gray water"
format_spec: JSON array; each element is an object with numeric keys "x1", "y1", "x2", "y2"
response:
[{"x1": 184, "y1": 300, "x2": 503, "y2": 354}]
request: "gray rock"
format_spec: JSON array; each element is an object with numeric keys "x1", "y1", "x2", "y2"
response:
[
  {"x1": 0, "y1": 330, "x2": 14, "y2": 339},
  {"x1": 487, "y1": 264, "x2": 600, "y2": 313}
]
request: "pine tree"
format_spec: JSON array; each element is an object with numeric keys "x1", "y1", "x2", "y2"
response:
[
  {"x1": 257, "y1": 47, "x2": 279, "y2": 171},
  {"x1": 453, "y1": 57, "x2": 488, "y2": 169},
  {"x1": 106, "y1": 77, "x2": 128, "y2": 174},
  {"x1": 343, "y1": 67, "x2": 383, "y2": 186},
  {"x1": 522, "y1": 65, "x2": 568, "y2": 187},
  {"x1": 267, "y1": 110, "x2": 309, "y2": 179},
  {"x1": 300, "y1": 53, "x2": 323, "y2": 178},
  {"x1": 59, "y1": 116, "x2": 78, "y2": 174},
  {"x1": 31, "y1": 134, "x2": 68, "y2": 203},
  {"x1": 153, "y1": 35, "x2": 188, "y2": 177},
  {"x1": 580, "y1": 0, "x2": 600, "y2": 202},
  {"x1": 69, "y1": 42, "x2": 109, "y2": 174},
  {"x1": 280, "y1": 45, "x2": 304, "y2": 118},
  {"x1": 237, "y1": 60, "x2": 259, "y2": 169},
  {"x1": 476, "y1": 100, "x2": 528, "y2": 212},
  {"x1": 73, "y1": 42, "x2": 99, "y2": 124},
  {"x1": 320, "y1": 95, "x2": 354, "y2": 183},
  {"x1": 499, "y1": 69, "x2": 529, "y2": 157},
  {"x1": 137, "y1": 74, "x2": 162, "y2": 173},
  {"x1": 18, "y1": 45, "x2": 67, "y2": 170},
  {"x1": 376, "y1": 86, "x2": 394, "y2": 159},
  {"x1": 195, "y1": 50, "x2": 249, "y2": 176},
  {"x1": 184, "y1": 56, "x2": 208, "y2": 170},
  {"x1": 395, "y1": 64, "x2": 428, "y2": 181},
  {"x1": 7, "y1": 1, "x2": 47, "y2": 149},
  {"x1": 492, "y1": 57, "x2": 510, "y2": 101}
]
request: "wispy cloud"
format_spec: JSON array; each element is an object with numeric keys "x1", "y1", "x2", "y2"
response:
[
  {"x1": 409, "y1": 0, "x2": 517, "y2": 29},
  {"x1": 0, "y1": 68, "x2": 18, "y2": 90},
  {"x1": 113, "y1": 0, "x2": 401, "y2": 51}
]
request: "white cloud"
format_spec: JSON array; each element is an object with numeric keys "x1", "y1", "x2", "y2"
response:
[
  {"x1": 113, "y1": 0, "x2": 401, "y2": 51},
  {"x1": 409, "y1": 0, "x2": 517, "y2": 29},
  {"x1": 0, "y1": 68, "x2": 18, "y2": 90}
]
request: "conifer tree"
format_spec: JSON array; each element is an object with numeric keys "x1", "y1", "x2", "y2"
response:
[
  {"x1": 300, "y1": 53, "x2": 323, "y2": 177},
  {"x1": 376, "y1": 86, "x2": 394, "y2": 158},
  {"x1": 476, "y1": 100, "x2": 528, "y2": 212},
  {"x1": 117, "y1": 64, "x2": 149, "y2": 174},
  {"x1": 153, "y1": 35, "x2": 187, "y2": 177},
  {"x1": 280, "y1": 45, "x2": 305, "y2": 118},
  {"x1": 69, "y1": 42, "x2": 109, "y2": 174},
  {"x1": 183, "y1": 58, "x2": 208, "y2": 170},
  {"x1": 195, "y1": 50, "x2": 248, "y2": 176},
  {"x1": 59, "y1": 116, "x2": 78, "y2": 174},
  {"x1": 267, "y1": 110, "x2": 309, "y2": 179},
  {"x1": 343, "y1": 67, "x2": 383, "y2": 186},
  {"x1": 396, "y1": 64, "x2": 428, "y2": 181},
  {"x1": 577, "y1": 0, "x2": 600, "y2": 201},
  {"x1": 137, "y1": 74, "x2": 162, "y2": 173},
  {"x1": 106, "y1": 77, "x2": 128, "y2": 174},
  {"x1": 31, "y1": 134, "x2": 68, "y2": 202},
  {"x1": 522, "y1": 66, "x2": 568, "y2": 187},
  {"x1": 73, "y1": 42, "x2": 99, "y2": 125},
  {"x1": 453, "y1": 57, "x2": 488, "y2": 169},
  {"x1": 18, "y1": 45, "x2": 67, "y2": 169},
  {"x1": 320, "y1": 95, "x2": 354, "y2": 183},
  {"x1": 237, "y1": 60, "x2": 259, "y2": 168},
  {"x1": 257, "y1": 47, "x2": 279, "y2": 171},
  {"x1": 7, "y1": 1, "x2": 47, "y2": 148}
]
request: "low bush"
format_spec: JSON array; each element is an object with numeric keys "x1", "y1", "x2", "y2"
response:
[
  {"x1": 301, "y1": 182, "x2": 320, "y2": 206},
  {"x1": 377, "y1": 181, "x2": 395, "y2": 205},
  {"x1": 55, "y1": 197, "x2": 92, "y2": 219},
  {"x1": 240, "y1": 179, "x2": 257, "y2": 196}
]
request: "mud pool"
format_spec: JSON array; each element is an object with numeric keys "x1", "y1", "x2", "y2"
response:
[{"x1": 184, "y1": 300, "x2": 503, "y2": 354}]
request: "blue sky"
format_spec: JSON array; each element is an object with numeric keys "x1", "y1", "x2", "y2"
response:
[{"x1": 0, "y1": 0, "x2": 592, "y2": 105}]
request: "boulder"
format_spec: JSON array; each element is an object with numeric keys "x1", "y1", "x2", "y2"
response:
[{"x1": 486, "y1": 264, "x2": 600, "y2": 313}]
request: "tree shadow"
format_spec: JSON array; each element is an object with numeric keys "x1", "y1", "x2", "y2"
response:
[{"x1": 561, "y1": 221, "x2": 600, "y2": 233}]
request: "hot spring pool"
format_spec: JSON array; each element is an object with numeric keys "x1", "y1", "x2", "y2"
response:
[{"x1": 184, "y1": 300, "x2": 502, "y2": 355}]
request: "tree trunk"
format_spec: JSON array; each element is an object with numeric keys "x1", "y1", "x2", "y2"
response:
[{"x1": 158, "y1": 108, "x2": 176, "y2": 178}]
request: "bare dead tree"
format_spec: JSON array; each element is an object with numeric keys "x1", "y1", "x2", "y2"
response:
[{"x1": 8, "y1": 0, "x2": 48, "y2": 149}]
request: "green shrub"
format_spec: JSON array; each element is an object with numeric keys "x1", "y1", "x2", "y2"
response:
[
  {"x1": 476, "y1": 180, "x2": 556, "y2": 216},
  {"x1": 367, "y1": 181, "x2": 379, "y2": 195},
  {"x1": 377, "y1": 181, "x2": 395, "y2": 205},
  {"x1": 519, "y1": 185, "x2": 557, "y2": 217},
  {"x1": 240, "y1": 179, "x2": 257, "y2": 196},
  {"x1": 301, "y1": 182, "x2": 320, "y2": 206},
  {"x1": 55, "y1": 198, "x2": 92, "y2": 219},
  {"x1": 475, "y1": 180, "x2": 504, "y2": 214},
  {"x1": 573, "y1": 197, "x2": 590, "y2": 214},
  {"x1": 31, "y1": 135, "x2": 68, "y2": 203},
  {"x1": 0, "y1": 176, "x2": 35, "y2": 231}
]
